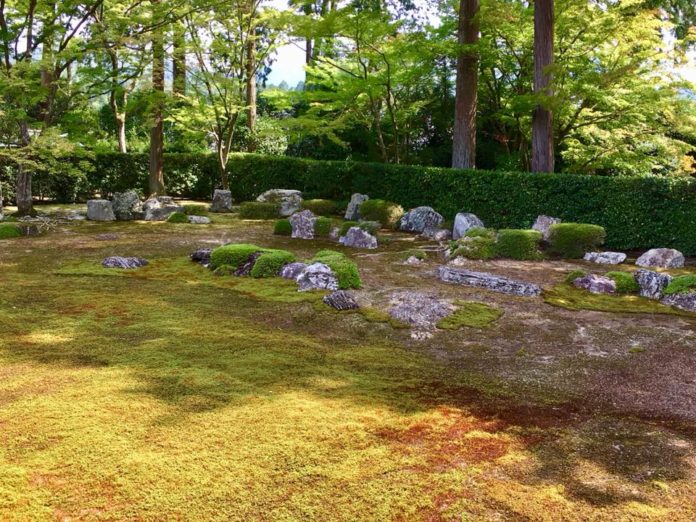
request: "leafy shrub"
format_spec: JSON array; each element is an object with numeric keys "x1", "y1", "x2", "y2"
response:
[
  {"x1": 664, "y1": 274, "x2": 696, "y2": 295},
  {"x1": 451, "y1": 236, "x2": 497, "y2": 260},
  {"x1": 465, "y1": 227, "x2": 496, "y2": 239},
  {"x1": 210, "y1": 244, "x2": 263, "y2": 270},
  {"x1": 314, "y1": 217, "x2": 333, "y2": 237},
  {"x1": 273, "y1": 219, "x2": 292, "y2": 236},
  {"x1": 548, "y1": 223, "x2": 606, "y2": 258},
  {"x1": 605, "y1": 271, "x2": 640, "y2": 294},
  {"x1": 239, "y1": 202, "x2": 279, "y2": 219},
  {"x1": 312, "y1": 250, "x2": 362, "y2": 289},
  {"x1": 359, "y1": 199, "x2": 403, "y2": 228},
  {"x1": 403, "y1": 249, "x2": 427, "y2": 261},
  {"x1": 250, "y1": 250, "x2": 296, "y2": 278},
  {"x1": 166, "y1": 212, "x2": 189, "y2": 223},
  {"x1": 302, "y1": 199, "x2": 339, "y2": 216},
  {"x1": 182, "y1": 204, "x2": 208, "y2": 216},
  {"x1": 565, "y1": 270, "x2": 587, "y2": 284},
  {"x1": 496, "y1": 229, "x2": 542, "y2": 260},
  {"x1": 339, "y1": 221, "x2": 359, "y2": 236},
  {"x1": 0, "y1": 223, "x2": 22, "y2": 239}
]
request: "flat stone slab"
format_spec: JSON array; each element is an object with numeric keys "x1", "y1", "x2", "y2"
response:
[
  {"x1": 323, "y1": 291, "x2": 359, "y2": 311},
  {"x1": 584, "y1": 252, "x2": 626, "y2": 265},
  {"x1": 102, "y1": 256, "x2": 148, "y2": 269},
  {"x1": 438, "y1": 266, "x2": 542, "y2": 297}
]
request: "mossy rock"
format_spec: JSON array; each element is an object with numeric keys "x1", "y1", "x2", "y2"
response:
[
  {"x1": 312, "y1": 250, "x2": 362, "y2": 289},
  {"x1": 664, "y1": 274, "x2": 696, "y2": 295},
  {"x1": 167, "y1": 212, "x2": 189, "y2": 224},
  {"x1": 0, "y1": 223, "x2": 22, "y2": 239},
  {"x1": 437, "y1": 301, "x2": 503, "y2": 330}
]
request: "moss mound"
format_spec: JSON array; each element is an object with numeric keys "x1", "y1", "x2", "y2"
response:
[
  {"x1": 312, "y1": 250, "x2": 362, "y2": 289},
  {"x1": 606, "y1": 271, "x2": 640, "y2": 294},
  {"x1": 239, "y1": 202, "x2": 280, "y2": 220},
  {"x1": 664, "y1": 274, "x2": 696, "y2": 295},
  {"x1": 437, "y1": 301, "x2": 503, "y2": 330},
  {"x1": 273, "y1": 219, "x2": 292, "y2": 236},
  {"x1": 0, "y1": 223, "x2": 22, "y2": 239},
  {"x1": 314, "y1": 217, "x2": 333, "y2": 237},
  {"x1": 250, "y1": 250, "x2": 296, "y2": 278},
  {"x1": 548, "y1": 223, "x2": 606, "y2": 258},
  {"x1": 182, "y1": 204, "x2": 209, "y2": 216},
  {"x1": 167, "y1": 212, "x2": 189, "y2": 223},
  {"x1": 210, "y1": 244, "x2": 264, "y2": 270}
]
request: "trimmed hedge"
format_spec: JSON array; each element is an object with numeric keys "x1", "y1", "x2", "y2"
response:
[
  {"x1": 314, "y1": 217, "x2": 333, "y2": 237},
  {"x1": 251, "y1": 250, "x2": 296, "y2": 278},
  {"x1": 273, "y1": 219, "x2": 292, "y2": 236},
  {"x1": 302, "y1": 199, "x2": 340, "y2": 216},
  {"x1": 496, "y1": 229, "x2": 543, "y2": 260},
  {"x1": 312, "y1": 250, "x2": 362, "y2": 289},
  {"x1": 548, "y1": 223, "x2": 606, "y2": 258},
  {"x1": 238, "y1": 202, "x2": 279, "y2": 220}
]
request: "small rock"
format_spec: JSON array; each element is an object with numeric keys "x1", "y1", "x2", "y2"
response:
[
  {"x1": 339, "y1": 227, "x2": 378, "y2": 249},
  {"x1": 399, "y1": 206, "x2": 444, "y2": 233},
  {"x1": 102, "y1": 256, "x2": 148, "y2": 269},
  {"x1": 187, "y1": 215, "x2": 211, "y2": 224},
  {"x1": 422, "y1": 228, "x2": 452, "y2": 241},
  {"x1": 190, "y1": 248, "x2": 212, "y2": 266},
  {"x1": 280, "y1": 262, "x2": 308, "y2": 280},
  {"x1": 344, "y1": 193, "x2": 369, "y2": 221},
  {"x1": 257, "y1": 189, "x2": 303, "y2": 217},
  {"x1": 635, "y1": 248, "x2": 685, "y2": 269},
  {"x1": 531, "y1": 215, "x2": 562, "y2": 241},
  {"x1": 211, "y1": 189, "x2": 233, "y2": 213},
  {"x1": 66, "y1": 210, "x2": 87, "y2": 221},
  {"x1": 87, "y1": 200, "x2": 116, "y2": 221},
  {"x1": 323, "y1": 291, "x2": 359, "y2": 310},
  {"x1": 452, "y1": 213, "x2": 484, "y2": 240},
  {"x1": 329, "y1": 227, "x2": 341, "y2": 241},
  {"x1": 438, "y1": 266, "x2": 541, "y2": 297},
  {"x1": 112, "y1": 191, "x2": 142, "y2": 221},
  {"x1": 634, "y1": 269, "x2": 672, "y2": 300},
  {"x1": 661, "y1": 292, "x2": 696, "y2": 312},
  {"x1": 405, "y1": 256, "x2": 423, "y2": 265},
  {"x1": 290, "y1": 210, "x2": 316, "y2": 239},
  {"x1": 572, "y1": 274, "x2": 617, "y2": 294},
  {"x1": 296, "y1": 262, "x2": 339, "y2": 292},
  {"x1": 583, "y1": 251, "x2": 627, "y2": 265},
  {"x1": 234, "y1": 252, "x2": 263, "y2": 276},
  {"x1": 95, "y1": 233, "x2": 120, "y2": 241},
  {"x1": 143, "y1": 196, "x2": 184, "y2": 221}
]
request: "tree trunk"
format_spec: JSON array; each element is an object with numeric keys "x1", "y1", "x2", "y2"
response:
[
  {"x1": 452, "y1": 0, "x2": 479, "y2": 169},
  {"x1": 246, "y1": 27, "x2": 257, "y2": 152},
  {"x1": 172, "y1": 20, "x2": 186, "y2": 96},
  {"x1": 116, "y1": 114, "x2": 128, "y2": 153},
  {"x1": 15, "y1": 122, "x2": 34, "y2": 216},
  {"x1": 531, "y1": 0, "x2": 554, "y2": 173},
  {"x1": 149, "y1": 0, "x2": 165, "y2": 196}
]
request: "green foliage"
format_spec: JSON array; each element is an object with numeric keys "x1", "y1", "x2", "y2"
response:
[
  {"x1": 339, "y1": 221, "x2": 359, "y2": 236},
  {"x1": 548, "y1": 223, "x2": 606, "y2": 258},
  {"x1": 605, "y1": 271, "x2": 640, "y2": 294},
  {"x1": 239, "y1": 202, "x2": 280, "y2": 220},
  {"x1": 273, "y1": 219, "x2": 292, "y2": 236},
  {"x1": 565, "y1": 270, "x2": 587, "y2": 284},
  {"x1": 359, "y1": 199, "x2": 403, "y2": 228},
  {"x1": 302, "y1": 199, "x2": 340, "y2": 216},
  {"x1": 437, "y1": 301, "x2": 503, "y2": 330},
  {"x1": 339, "y1": 220, "x2": 379, "y2": 236},
  {"x1": 664, "y1": 275, "x2": 696, "y2": 295},
  {"x1": 312, "y1": 250, "x2": 362, "y2": 289},
  {"x1": 495, "y1": 229, "x2": 542, "y2": 260},
  {"x1": 314, "y1": 217, "x2": 333, "y2": 237},
  {"x1": 0, "y1": 223, "x2": 22, "y2": 239},
  {"x1": 452, "y1": 236, "x2": 497, "y2": 261},
  {"x1": 210, "y1": 244, "x2": 263, "y2": 270},
  {"x1": 466, "y1": 227, "x2": 496, "y2": 239},
  {"x1": 182, "y1": 204, "x2": 209, "y2": 216},
  {"x1": 166, "y1": 212, "x2": 189, "y2": 223},
  {"x1": 250, "y1": 251, "x2": 297, "y2": 278}
]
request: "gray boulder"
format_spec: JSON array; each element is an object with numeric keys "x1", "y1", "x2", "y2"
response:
[
  {"x1": 583, "y1": 251, "x2": 627, "y2": 265},
  {"x1": 661, "y1": 292, "x2": 696, "y2": 312},
  {"x1": 296, "y1": 262, "x2": 339, "y2": 292},
  {"x1": 399, "y1": 206, "x2": 444, "y2": 233},
  {"x1": 257, "y1": 189, "x2": 303, "y2": 217},
  {"x1": 187, "y1": 215, "x2": 211, "y2": 225},
  {"x1": 438, "y1": 266, "x2": 542, "y2": 297},
  {"x1": 388, "y1": 291, "x2": 454, "y2": 328},
  {"x1": 323, "y1": 291, "x2": 359, "y2": 311},
  {"x1": 344, "y1": 193, "x2": 369, "y2": 221},
  {"x1": 289, "y1": 209, "x2": 316, "y2": 239},
  {"x1": 143, "y1": 196, "x2": 184, "y2": 221},
  {"x1": 634, "y1": 269, "x2": 672, "y2": 300},
  {"x1": 102, "y1": 256, "x2": 148, "y2": 269},
  {"x1": 280, "y1": 262, "x2": 308, "y2": 280},
  {"x1": 87, "y1": 200, "x2": 116, "y2": 221},
  {"x1": 211, "y1": 189, "x2": 233, "y2": 213},
  {"x1": 112, "y1": 191, "x2": 142, "y2": 221},
  {"x1": 339, "y1": 227, "x2": 378, "y2": 249},
  {"x1": 532, "y1": 215, "x2": 561, "y2": 241},
  {"x1": 635, "y1": 248, "x2": 685, "y2": 269},
  {"x1": 572, "y1": 274, "x2": 616, "y2": 294},
  {"x1": 452, "y1": 213, "x2": 484, "y2": 240}
]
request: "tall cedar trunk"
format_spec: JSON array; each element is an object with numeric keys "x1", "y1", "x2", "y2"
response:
[
  {"x1": 246, "y1": 26, "x2": 257, "y2": 152},
  {"x1": 452, "y1": 0, "x2": 480, "y2": 169},
  {"x1": 149, "y1": 0, "x2": 165, "y2": 196},
  {"x1": 172, "y1": 21, "x2": 186, "y2": 96},
  {"x1": 15, "y1": 122, "x2": 33, "y2": 215},
  {"x1": 531, "y1": 0, "x2": 554, "y2": 173}
]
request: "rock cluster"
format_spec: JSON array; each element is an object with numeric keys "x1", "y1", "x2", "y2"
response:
[
  {"x1": 257, "y1": 189, "x2": 303, "y2": 217},
  {"x1": 438, "y1": 266, "x2": 542, "y2": 297},
  {"x1": 102, "y1": 256, "x2": 148, "y2": 269}
]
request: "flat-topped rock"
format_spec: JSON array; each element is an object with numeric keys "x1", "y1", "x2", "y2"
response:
[
  {"x1": 438, "y1": 266, "x2": 542, "y2": 297},
  {"x1": 344, "y1": 193, "x2": 369, "y2": 221},
  {"x1": 323, "y1": 291, "x2": 359, "y2": 311},
  {"x1": 572, "y1": 274, "x2": 616, "y2": 294},
  {"x1": 143, "y1": 197, "x2": 183, "y2": 221},
  {"x1": 289, "y1": 209, "x2": 316, "y2": 239},
  {"x1": 190, "y1": 248, "x2": 212, "y2": 267},
  {"x1": 399, "y1": 207, "x2": 443, "y2": 233},
  {"x1": 87, "y1": 200, "x2": 116, "y2": 221},
  {"x1": 452, "y1": 213, "x2": 484, "y2": 240},
  {"x1": 584, "y1": 251, "x2": 626, "y2": 265},
  {"x1": 187, "y1": 215, "x2": 211, "y2": 224},
  {"x1": 257, "y1": 189, "x2": 303, "y2": 217},
  {"x1": 634, "y1": 269, "x2": 672, "y2": 300},
  {"x1": 532, "y1": 215, "x2": 561, "y2": 241},
  {"x1": 661, "y1": 292, "x2": 696, "y2": 312},
  {"x1": 339, "y1": 227, "x2": 378, "y2": 249},
  {"x1": 211, "y1": 189, "x2": 232, "y2": 213},
  {"x1": 636, "y1": 248, "x2": 685, "y2": 269},
  {"x1": 297, "y1": 262, "x2": 339, "y2": 292},
  {"x1": 102, "y1": 256, "x2": 148, "y2": 269}
]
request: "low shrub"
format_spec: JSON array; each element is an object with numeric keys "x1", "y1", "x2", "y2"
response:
[
  {"x1": 210, "y1": 244, "x2": 263, "y2": 270},
  {"x1": 251, "y1": 250, "x2": 296, "y2": 278},
  {"x1": 465, "y1": 227, "x2": 496, "y2": 239},
  {"x1": 0, "y1": 223, "x2": 22, "y2": 239},
  {"x1": 312, "y1": 250, "x2": 362, "y2": 289},
  {"x1": 451, "y1": 236, "x2": 497, "y2": 260},
  {"x1": 664, "y1": 274, "x2": 696, "y2": 295},
  {"x1": 548, "y1": 223, "x2": 606, "y2": 258},
  {"x1": 496, "y1": 229, "x2": 542, "y2": 260},
  {"x1": 605, "y1": 271, "x2": 640, "y2": 294},
  {"x1": 182, "y1": 204, "x2": 208, "y2": 216},
  {"x1": 403, "y1": 249, "x2": 427, "y2": 261},
  {"x1": 314, "y1": 217, "x2": 333, "y2": 237},
  {"x1": 273, "y1": 219, "x2": 292, "y2": 236},
  {"x1": 565, "y1": 270, "x2": 587, "y2": 284},
  {"x1": 302, "y1": 199, "x2": 339, "y2": 216},
  {"x1": 339, "y1": 220, "x2": 379, "y2": 236},
  {"x1": 359, "y1": 199, "x2": 403, "y2": 228},
  {"x1": 239, "y1": 201, "x2": 279, "y2": 219},
  {"x1": 166, "y1": 212, "x2": 189, "y2": 223},
  {"x1": 339, "y1": 221, "x2": 359, "y2": 236}
]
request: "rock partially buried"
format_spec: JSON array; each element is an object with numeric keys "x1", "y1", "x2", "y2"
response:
[
  {"x1": 399, "y1": 207, "x2": 444, "y2": 233},
  {"x1": 190, "y1": 248, "x2": 212, "y2": 267},
  {"x1": 634, "y1": 269, "x2": 672, "y2": 300},
  {"x1": 422, "y1": 228, "x2": 452, "y2": 241},
  {"x1": 257, "y1": 189, "x2": 303, "y2": 217},
  {"x1": 583, "y1": 251, "x2": 627, "y2": 265},
  {"x1": 143, "y1": 196, "x2": 183, "y2": 221},
  {"x1": 234, "y1": 252, "x2": 263, "y2": 276},
  {"x1": 661, "y1": 292, "x2": 696, "y2": 312},
  {"x1": 339, "y1": 227, "x2": 378, "y2": 249},
  {"x1": 572, "y1": 274, "x2": 616, "y2": 294},
  {"x1": 280, "y1": 262, "x2": 308, "y2": 280},
  {"x1": 452, "y1": 213, "x2": 484, "y2": 240},
  {"x1": 635, "y1": 248, "x2": 685, "y2": 269},
  {"x1": 289, "y1": 210, "x2": 316, "y2": 239},
  {"x1": 388, "y1": 291, "x2": 454, "y2": 328},
  {"x1": 187, "y1": 215, "x2": 211, "y2": 224},
  {"x1": 87, "y1": 200, "x2": 116, "y2": 221},
  {"x1": 323, "y1": 291, "x2": 359, "y2": 310},
  {"x1": 344, "y1": 193, "x2": 369, "y2": 221},
  {"x1": 532, "y1": 215, "x2": 562, "y2": 241},
  {"x1": 102, "y1": 256, "x2": 148, "y2": 269},
  {"x1": 296, "y1": 262, "x2": 339, "y2": 291},
  {"x1": 211, "y1": 189, "x2": 233, "y2": 213},
  {"x1": 438, "y1": 266, "x2": 542, "y2": 297},
  {"x1": 112, "y1": 191, "x2": 143, "y2": 221}
]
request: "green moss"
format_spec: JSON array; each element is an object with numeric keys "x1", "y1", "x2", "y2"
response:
[
  {"x1": 565, "y1": 270, "x2": 587, "y2": 284},
  {"x1": 314, "y1": 217, "x2": 333, "y2": 237},
  {"x1": 548, "y1": 223, "x2": 606, "y2": 258},
  {"x1": 606, "y1": 271, "x2": 640, "y2": 294},
  {"x1": 452, "y1": 236, "x2": 497, "y2": 260},
  {"x1": 239, "y1": 201, "x2": 279, "y2": 220},
  {"x1": 466, "y1": 227, "x2": 496, "y2": 239},
  {"x1": 250, "y1": 250, "x2": 296, "y2": 278},
  {"x1": 182, "y1": 204, "x2": 209, "y2": 216},
  {"x1": 403, "y1": 249, "x2": 427, "y2": 261},
  {"x1": 339, "y1": 221, "x2": 359, "y2": 236},
  {"x1": 232, "y1": 277, "x2": 323, "y2": 303},
  {"x1": 312, "y1": 250, "x2": 362, "y2": 289},
  {"x1": 359, "y1": 199, "x2": 403, "y2": 228},
  {"x1": 496, "y1": 229, "x2": 542, "y2": 260},
  {"x1": 358, "y1": 307, "x2": 409, "y2": 328},
  {"x1": 664, "y1": 274, "x2": 696, "y2": 295},
  {"x1": 437, "y1": 301, "x2": 503, "y2": 330},
  {"x1": 302, "y1": 199, "x2": 339, "y2": 216},
  {"x1": 0, "y1": 223, "x2": 22, "y2": 239},
  {"x1": 213, "y1": 264, "x2": 238, "y2": 276},
  {"x1": 210, "y1": 244, "x2": 263, "y2": 270},
  {"x1": 273, "y1": 219, "x2": 292, "y2": 236},
  {"x1": 166, "y1": 212, "x2": 189, "y2": 223}
]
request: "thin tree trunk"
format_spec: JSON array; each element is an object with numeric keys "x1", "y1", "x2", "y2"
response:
[
  {"x1": 531, "y1": 0, "x2": 554, "y2": 173},
  {"x1": 246, "y1": 26, "x2": 257, "y2": 152},
  {"x1": 116, "y1": 114, "x2": 128, "y2": 153},
  {"x1": 172, "y1": 20, "x2": 186, "y2": 96},
  {"x1": 149, "y1": 0, "x2": 165, "y2": 196},
  {"x1": 452, "y1": 0, "x2": 479, "y2": 169}
]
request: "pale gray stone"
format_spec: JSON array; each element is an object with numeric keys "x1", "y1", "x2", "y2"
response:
[
  {"x1": 572, "y1": 274, "x2": 617, "y2": 294},
  {"x1": 438, "y1": 266, "x2": 542, "y2": 297},
  {"x1": 583, "y1": 251, "x2": 627, "y2": 265},
  {"x1": 452, "y1": 213, "x2": 484, "y2": 240},
  {"x1": 112, "y1": 191, "x2": 142, "y2": 221},
  {"x1": 257, "y1": 189, "x2": 303, "y2": 217},
  {"x1": 661, "y1": 292, "x2": 696, "y2": 312},
  {"x1": 323, "y1": 291, "x2": 359, "y2": 311},
  {"x1": 87, "y1": 200, "x2": 116, "y2": 221},
  {"x1": 634, "y1": 269, "x2": 673, "y2": 300},
  {"x1": 187, "y1": 215, "x2": 211, "y2": 224},
  {"x1": 290, "y1": 209, "x2": 316, "y2": 239},
  {"x1": 635, "y1": 248, "x2": 685, "y2": 269},
  {"x1": 532, "y1": 215, "x2": 562, "y2": 241},
  {"x1": 339, "y1": 227, "x2": 378, "y2": 249},
  {"x1": 143, "y1": 197, "x2": 183, "y2": 221},
  {"x1": 422, "y1": 228, "x2": 452, "y2": 241},
  {"x1": 280, "y1": 262, "x2": 308, "y2": 280},
  {"x1": 296, "y1": 262, "x2": 339, "y2": 292},
  {"x1": 388, "y1": 291, "x2": 454, "y2": 328},
  {"x1": 344, "y1": 193, "x2": 369, "y2": 221},
  {"x1": 102, "y1": 256, "x2": 148, "y2": 269},
  {"x1": 211, "y1": 189, "x2": 233, "y2": 213},
  {"x1": 399, "y1": 206, "x2": 444, "y2": 233}
]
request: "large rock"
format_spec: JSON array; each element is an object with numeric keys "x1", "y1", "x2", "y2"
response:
[
  {"x1": 344, "y1": 193, "x2": 369, "y2": 221},
  {"x1": 388, "y1": 291, "x2": 454, "y2": 328},
  {"x1": 399, "y1": 206, "x2": 444, "y2": 233},
  {"x1": 102, "y1": 256, "x2": 148, "y2": 269},
  {"x1": 87, "y1": 200, "x2": 116, "y2": 221},
  {"x1": 572, "y1": 274, "x2": 616, "y2": 294},
  {"x1": 296, "y1": 262, "x2": 339, "y2": 292},
  {"x1": 634, "y1": 269, "x2": 672, "y2": 300},
  {"x1": 635, "y1": 248, "x2": 685, "y2": 269},
  {"x1": 661, "y1": 292, "x2": 696, "y2": 312},
  {"x1": 187, "y1": 215, "x2": 211, "y2": 225},
  {"x1": 211, "y1": 189, "x2": 232, "y2": 213},
  {"x1": 339, "y1": 227, "x2": 378, "y2": 249},
  {"x1": 257, "y1": 189, "x2": 303, "y2": 217},
  {"x1": 438, "y1": 266, "x2": 542, "y2": 297},
  {"x1": 112, "y1": 191, "x2": 142, "y2": 221},
  {"x1": 583, "y1": 251, "x2": 627, "y2": 265},
  {"x1": 532, "y1": 215, "x2": 561, "y2": 241},
  {"x1": 324, "y1": 291, "x2": 359, "y2": 311},
  {"x1": 452, "y1": 213, "x2": 484, "y2": 240},
  {"x1": 280, "y1": 262, "x2": 308, "y2": 280},
  {"x1": 289, "y1": 209, "x2": 316, "y2": 239},
  {"x1": 143, "y1": 196, "x2": 184, "y2": 221}
]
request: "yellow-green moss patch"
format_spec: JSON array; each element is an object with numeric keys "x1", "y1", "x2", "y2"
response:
[{"x1": 437, "y1": 301, "x2": 503, "y2": 330}]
